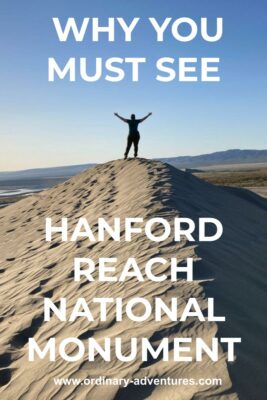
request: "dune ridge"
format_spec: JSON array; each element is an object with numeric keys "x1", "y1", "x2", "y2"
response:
[{"x1": 0, "y1": 159, "x2": 266, "y2": 400}]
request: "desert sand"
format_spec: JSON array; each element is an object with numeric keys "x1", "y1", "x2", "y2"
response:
[{"x1": 0, "y1": 159, "x2": 267, "y2": 400}]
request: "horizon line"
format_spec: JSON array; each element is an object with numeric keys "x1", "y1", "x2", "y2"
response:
[{"x1": 1, "y1": 148, "x2": 267, "y2": 173}]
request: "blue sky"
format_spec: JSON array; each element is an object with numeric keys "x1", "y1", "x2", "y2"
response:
[{"x1": 0, "y1": 0, "x2": 266, "y2": 170}]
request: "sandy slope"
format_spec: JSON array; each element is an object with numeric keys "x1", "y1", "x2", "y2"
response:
[{"x1": 0, "y1": 159, "x2": 266, "y2": 400}]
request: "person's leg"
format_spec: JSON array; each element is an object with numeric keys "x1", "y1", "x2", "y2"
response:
[
  {"x1": 134, "y1": 134, "x2": 140, "y2": 157},
  {"x1": 124, "y1": 135, "x2": 133, "y2": 159}
]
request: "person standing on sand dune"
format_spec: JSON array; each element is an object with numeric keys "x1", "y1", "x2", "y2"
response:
[{"x1": 114, "y1": 112, "x2": 152, "y2": 159}]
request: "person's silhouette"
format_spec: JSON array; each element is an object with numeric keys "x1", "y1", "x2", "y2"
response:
[{"x1": 114, "y1": 112, "x2": 152, "y2": 159}]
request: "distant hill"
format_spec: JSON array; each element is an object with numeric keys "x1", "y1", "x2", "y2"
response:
[
  {"x1": 1, "y1": 150, "x2": 267, "y2": 181},
  {"x1": 0, "y1": 163, "x2": 95, "y2": 180},
  {"x1": 158, "y1": 149, "x2": 267, "y2": 168}
]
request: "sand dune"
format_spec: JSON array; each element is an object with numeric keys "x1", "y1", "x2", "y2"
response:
[{"x1": 0, "y1": 159, "x2": 266, "y2": 400}]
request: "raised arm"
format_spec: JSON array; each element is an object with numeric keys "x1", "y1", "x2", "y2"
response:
[
  {"x1": 139, "y1": 112, "x2": 152, "y2": 123},
  {"x1": 114, "y1": 112, "x2": 128, "y2": 123}
]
